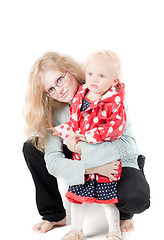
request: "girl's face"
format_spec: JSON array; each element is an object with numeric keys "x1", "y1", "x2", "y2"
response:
[
  {"x1": 85, "y1": 57, "x2": 118, "y2": 97},
  {"x1": 42, "y1": 69, "x2": 79, "y2": 104}
]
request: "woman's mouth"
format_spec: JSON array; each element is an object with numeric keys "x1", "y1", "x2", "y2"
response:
[{"x1": 61, "y1": 91, "x2": 68, "y2": 98}]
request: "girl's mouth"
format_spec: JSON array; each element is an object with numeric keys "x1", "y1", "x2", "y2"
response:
[{"x1": 90, "y1": 84, "x2": 98, "y2": 88}]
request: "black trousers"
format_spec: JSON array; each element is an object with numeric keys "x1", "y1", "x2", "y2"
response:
[{"x1": 22, "y1": 141, "x2": 150, "y2": 221}]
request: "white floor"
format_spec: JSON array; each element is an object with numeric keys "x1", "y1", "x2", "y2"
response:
[
  {"x1": 2, "y1": 160, "x2": 162, "y2": 240},
  {"x1": 4, "y1": 200, "x2": 161, "y2": 240}
]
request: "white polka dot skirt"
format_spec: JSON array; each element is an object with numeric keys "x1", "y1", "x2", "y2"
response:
[{"x1": 65, "y1": 180, "x2": 118, "y2": 204}]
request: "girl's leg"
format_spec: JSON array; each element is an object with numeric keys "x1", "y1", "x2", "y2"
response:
[
  {"x1": 61, "y1": 203, "x2": 85, "y2": 240},
  {"x1": 103, "y1": 204, "x2": 121, "y2": 238},
  {"x1": 71, "y1": 203, "x2": 86, "y2": 231},
  {"x1": 22, "y1": 140, "x2": 70, "y2": 232}
]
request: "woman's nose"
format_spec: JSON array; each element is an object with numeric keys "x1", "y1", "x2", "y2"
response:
[{"x1": 56, "y1": 86, "x2": 64, "y2": 94}]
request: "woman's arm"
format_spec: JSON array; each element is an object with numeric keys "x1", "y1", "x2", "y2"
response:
[
  {"x1": 85, "y1": 161, "x2": 119, "y2": 181},
  {"x1": 45, "y1": 103, "x2": 86, "y2": 186},
  {"x1": 45, "y1": 131, "x2": 120, "y2": 185},
  {"x1": 80, "y1": 107, "x2": 139, "y2": 169},
  {"x1": 45, "y1": 104, "x2": 139, "y2": 186},
  {"x1": 45, "y1": 132, "x2": 85, "y2": 186},
  {"x1": 64, "y1": 136, "x2": 120, "y2": 180}
]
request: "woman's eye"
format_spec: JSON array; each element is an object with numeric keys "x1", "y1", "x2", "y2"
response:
[
  {"x1": 57, "y1": 76, "x2": 63, "y2": 83},
  {"x1": 48, "y1": 87, "x2": 55, "y2": 93},
  {"x1": 88, "y1": 73, "x2": 92, "y2": 76}
]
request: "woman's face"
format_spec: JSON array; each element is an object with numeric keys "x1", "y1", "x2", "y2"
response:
[{"x1": 42, "y1": 69, "x2": 79, "y2": 104}]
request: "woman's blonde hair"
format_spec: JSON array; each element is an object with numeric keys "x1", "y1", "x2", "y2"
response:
[
  {"x1": 23, "y1": 52, "x2": 85, "y2": 151},
  {"x1": 87, "y1": 49, "x2": 122, "y2": 78}
]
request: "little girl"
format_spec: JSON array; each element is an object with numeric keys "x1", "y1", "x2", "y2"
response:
[{"x1": 48, "y1": 50, "x2": 126, "y2": 240}]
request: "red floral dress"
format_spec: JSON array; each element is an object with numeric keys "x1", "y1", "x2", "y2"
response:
[{"x1": 56, "y1": 83, "x2": 126, "y2": 204}]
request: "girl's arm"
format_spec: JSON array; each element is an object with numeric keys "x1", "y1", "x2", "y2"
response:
[
  {"x1": 81, "y1": 103, "x2": 126, "y2": 143},
  {"x1": 48, "y1": 122, "x2": 73, "y2": 140}
]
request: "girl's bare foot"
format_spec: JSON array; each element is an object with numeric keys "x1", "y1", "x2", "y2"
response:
[
  {"x1": 120, "y1": 219, "x2": 134, "y2": 232},
  {"x1": 33, "y1": 218, "x2": 66, "y2": 233}
]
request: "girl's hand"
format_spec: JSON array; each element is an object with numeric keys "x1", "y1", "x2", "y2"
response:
[
  {"x1": 47, "y1": 127, "x2": 60, "y2": 137},
  {"x1": 74, "y1": 141, "x2": 81, "y2": 154},
  {"x1": 85, "y1": 160, "x2": 119, "y2": 181},
  {"x1": 74, "y1": 134, "x2": 87, "y2": 142},
  {"x1": 65, "y1": 133, "x2": 81, "y2": 154}
]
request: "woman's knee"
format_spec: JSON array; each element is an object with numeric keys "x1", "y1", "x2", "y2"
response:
[
  {"x1": 117, "y1": 167, "x2": 150, "y2": 213},
  {"x1": 125, "y1": 184, "x2": 150, "y2": 213},
  {"x1": 117, "y1": 186, "x2": 150, "y2": 215}
]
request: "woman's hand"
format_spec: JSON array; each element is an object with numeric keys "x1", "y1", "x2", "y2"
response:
[{"x1": 85, "y1": 160, "x2": 119, "y2": 181}]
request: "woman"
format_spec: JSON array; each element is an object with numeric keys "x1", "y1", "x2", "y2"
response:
[{"x1": 23, "y1": 51, "x2": 150, "y2": 235}]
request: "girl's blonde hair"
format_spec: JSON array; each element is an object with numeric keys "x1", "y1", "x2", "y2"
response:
[
  {"x1": 23, "y1": 52, "x2": 85, "y2": 152},
  {"x1": 87, "y1": 49, "x2": 122, "y2": 78}
]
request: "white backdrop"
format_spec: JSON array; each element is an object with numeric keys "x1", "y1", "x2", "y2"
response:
[{"x1": 0, "y1": 0, "x2": 163, "y2": 239}]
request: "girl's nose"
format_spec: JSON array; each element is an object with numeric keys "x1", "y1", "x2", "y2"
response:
[{"x1": 93, "y1": 77, "x2": 99, "y2": 82}]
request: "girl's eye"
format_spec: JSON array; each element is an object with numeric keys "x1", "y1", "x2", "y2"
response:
[
  {"x1": 88, "y1": 73, "x2": 92, "y2": 76},
  {"x1": 100, "y1": 74, "x2": 105, "y2": 78}
]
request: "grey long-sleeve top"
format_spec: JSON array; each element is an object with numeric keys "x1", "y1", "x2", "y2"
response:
[{"x1": 45, "y1": 102, "x2": 140, "y2": 186}]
